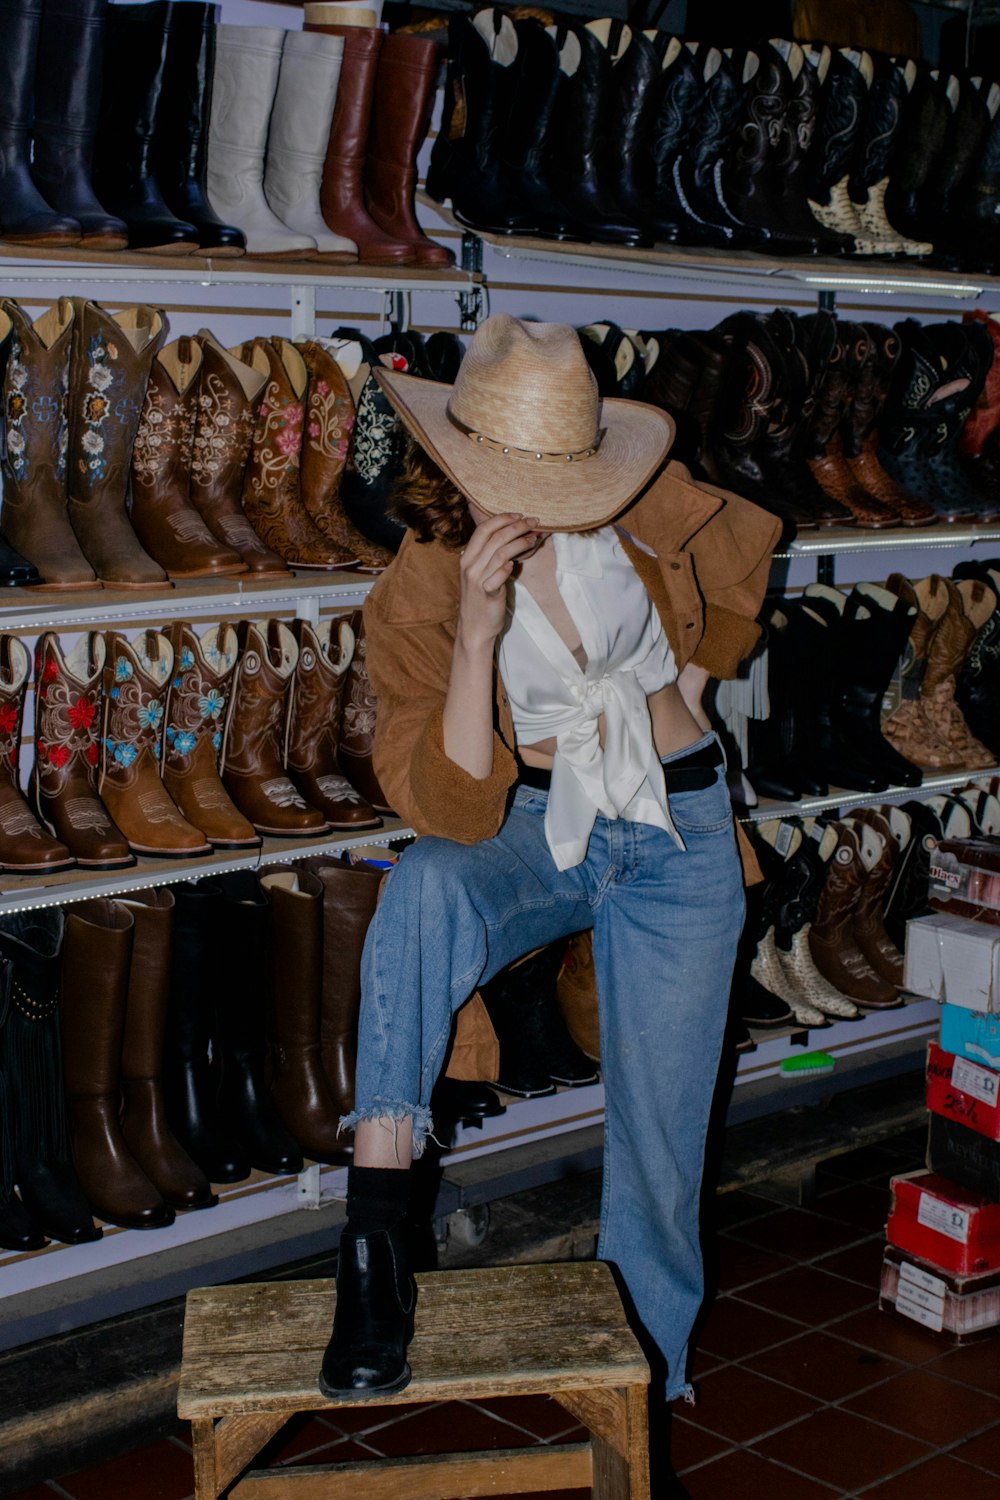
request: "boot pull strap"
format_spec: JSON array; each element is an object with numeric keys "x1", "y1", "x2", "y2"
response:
[
  {"x1": 266, "y1": 618, "x2": 283, "y2": 667},
  {"x1": 144, "y1": 629, "x2": 160, "y2": 666},
  {"x1": 88, "y1": 632, "x2": 101, "y2": 679},
  {"x1": 0, "y1": 634, "x2": 11, "y2": 686}
]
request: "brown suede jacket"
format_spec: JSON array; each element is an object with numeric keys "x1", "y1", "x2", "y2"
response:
[{"x1": 363, "y1": 458, "x2": 781, "y2": 884}]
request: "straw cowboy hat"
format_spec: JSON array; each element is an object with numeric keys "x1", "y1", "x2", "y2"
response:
[{"x1": 374, "y1": 314, "x2": 675, "y2": 530}]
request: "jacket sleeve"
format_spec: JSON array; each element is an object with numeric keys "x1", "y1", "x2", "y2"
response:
[
  {"x1": 686, "y1": 482, "x2": 782, "y2": 679},
  {"x1": 364, "y1": 591, "x2": 518, "y2": 844}
]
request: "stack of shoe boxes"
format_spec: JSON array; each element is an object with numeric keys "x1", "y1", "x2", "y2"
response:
[{"x1": 882, "y1": 840, "x2": 1000, "y2": 1339}]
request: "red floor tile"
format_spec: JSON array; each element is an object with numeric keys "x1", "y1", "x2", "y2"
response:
[
  {"x1": 726, "y1": 1206, "x2": 867, "y2": 1260},
  {"x1": 712, "y1": 1238, "x2": 798, "y2": 1293},
  {"x1": 681, "y1": 1364, "x2": 817, "y2": 1444},
  {"x1": 668, "y1": 1414, "x2": 734, "y2": 1473},
  {"x1": 951, "y1": 1420, "x2": 1000, "y2": 1475},
  {"x1": 927, "y1": 1339, "x2": 1000, "y2": 1397},
  {"x1": 470, "y1": 1395, "x2": 584, "y2": 1440},
  {"x1": 825, "y1": 1305, "x2": 950, "y2": 1365},
  {"x1": 683, "y1": 1447, "x2": 842, "y2": 1497},
  {"x1": 694, "y1": 1295, "x2": 804, "y2": 1362},
  {"x1": 709, "y1": 1191, "x2": 784, "y2": 1231},
  {"x1": 811, "y1": 1182, "x2": 892, "y2": 1233},
  {"x1": 56, "y1": 1438, "x2": 196, "y2": 1500},
  {"x1": 360, "y1": 1400, "x2": 538, "y2": 1458},
  {"x1": 861, "y1": 1453, "x2": 1000, "y2": 1499},
  {"x1": 839, "y1": 1367, "x2": 1000, "y2": 1446},
  {"x1": 737, "y1": 1264, "x2": 877, "y2": 1324},
  {"x1": 742, "y1": 1328, "x2": 904, "y2": 1402},
  {"x1": 751, "y1": 1407, "x2": 933, "y2": 1491},
  {"x1": 813, "y1": 1234, "x2": 887, "y2": 1287}
]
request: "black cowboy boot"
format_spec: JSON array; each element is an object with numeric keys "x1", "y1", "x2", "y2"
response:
[
  {"x1": 884, "y1": 61, "x2": 951, "y2": 249},
  {"x1": 0, "y1": 0, "x2": 80, "y2": 243},
  {"x1": 340, "y1": 329, "x2": 419, "y2": 555},
  {"x1": 0, "y1": 963, "x2": 48, "y2": 1250},
  {"x1": 31, "y1": 0, "x2": 127, "y2": 249},
  {"x1": 646, "y1": 35, "x2": 700, "y2": 243},
  {"x1": 480, "y1": 943, "x2": 598, "y2": 1096},
  {"x1": 642, "y1": 328, "x2": 730, "y2": 476},
  {"x1": 800, "y1": 44, "x2": 866, "y2": 253},
  {"x1": 767, "y1": 40, "x2": 852, "y2": 255},
  {"x1": 922, "y1": 73, "x2": 992, "y2": 270},
  {"x1": 957, "y1": 85, "x2": 1000, "y2": 272},
  {"x1": 670, "y1": 44, "x2": 755, "y2": 249},
  {"x1": 955, "y1": 560, "x2": 1000, "y2": 757},
  {"x1": 848, "y1": 52, "x2": 928, "y2": 257}
]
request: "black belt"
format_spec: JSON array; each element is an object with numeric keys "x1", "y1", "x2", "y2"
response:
[{"x1": 518, "y1": 740, "x2": 724, "y2": 794}]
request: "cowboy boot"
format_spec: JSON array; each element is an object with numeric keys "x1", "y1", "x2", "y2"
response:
[
  {"x1": 299, "y1": 854, "x2": 383, "y2": 1121},
  {"x1": 0, "y1": 0, "x2": 80, "y2": 243},
  {"x1": 259, "y1": 866, "x2": 349, "y2": 1163},
  {"x1": 288, "y1": 617, "x2": 381, "y2": 830},
  {"x1": 481, "y1": 942, "x2": 599, "y2": 1095},
  {"x1": 365, "y1": 33, "x2": 453, "y2": 267},
  {"x1": 241, "y1": 337, "x2": 354, "y2": 570},
  {"x1": 828, "y1": 322, "x2": 908, "y2": 527},
  {"x1": 221, "y1": 618, "x2": 328, "y2": 837},
  {"x1": 801, "y1": 45, "x2": 869, "y2": 252},
  {"x1": 960, "y1": 312, "x2": 1000, "y2": 461},
  {"x1": 61, "y1": 899, "x2": 174, "y2": 1228},
  {"x1": 206, "y1": 25, "x2": 315, "y2": 258},
  {"x1": 670, "y1": 43, "x2": 755, "y2": 249},
  {"x1": 150, "y1": 0, "x2": 244, "y2": 255},
  {"x1": 0, "y1": 298, "x2": 95, "y2": 589},
  {"x1": 884, "y1": 799, "x2": 943, "y2": 950},
  {"x1": 213, "y1": 871, "x2": 303, "y2": 1175},
  {"x1": 66, "y1": 301, "x2": 170, "y2": 588},
  {"x1": 91, "y1": 0, "x2": 198, "y2": 252},
  {"x1": 161, "y1": 881, "x2": 249, "y2": 1184},
  {"x1": 957, "y1": 86, "x2": 1000, "y2": 272},
  {"x1": 555, "y1": 930, "x2": 601, "y2": 1061},
  {"x1": 119, "y1": 889, "x2": 216, "y2": 1211},
  {"x1": 919, "y1": 577, "x2": 997, "y2": 770},
  {"x1": 767, "y1": 39, "x2": 852, "y2": 255},
  {"x1": 765, "y1": 821, "x2": 860, "y2": 1020},
  {"x1": 923, "y1": 74, "x2": 992, "y2": 269},
  {"x1": 297, "y1": 338, "x2": 390, "y2": 572},
  {"x1": 849, "y1": 53, "x2": 932, "y2": 257},
  {"x1": 808, "y1": 823, "x2": 901, "y2": 1009},
  {"x1": 846, "y1": 809, "x2": 906, "y2": 988},
  {"x1": 30, "y1": 632, "x2": 131, "y2": 869},
  {"x1": 161, "y1": 622, "x2": 259, "y2": 850},
  {"x1": 955, "y1": 561, "x2": 1000, "y2": 757},
  {"x1": 0, "y1": 909, "x2": 100, "y2": 1244},
  {"x1": 339, "y1": 333, "x2": 410, "y2": 555},
  {"x1": 803, "y1": 324, "x2": 899, "y2": 529},
  {"x1": 843, "y1": 323, "x2": 937, "y2": 526},
  {"x1": 189, "y1": 332, "x2": 289, "y2": 579},
  {"x1": 307, "y1": 21, "x2": 414, "y2": 265},
  {"x1": 645, "y1": 36, "x2": 702, "y2": 245},
  {"x1": 129, "y1": 336, "x2": 247, "y2": 580},
  {"x1": 881, "y1": 574, "x2": 958, "y2": 768},
  {"x1": 99, "y1": 630, "x2": 212, "y2": 857},
  {"x1": 0, "y1": 636, "x2": 73, "y2": 872},
  {"x1": 0, "y1": 964, "x2": 47, "y2": 1250},
  {"x1": 30, "y1": 0, "x2": 127, "y2": 249},
  {"x1": 885, "y1": 60, "x2": 952, "y2": 248},
  {"x1": 262, "y1": 30, "x2": 356, "y2": 261},
  {"x1": 338, "y1": 610, "x2": 392, "y2": 815},
  {"x1": 0, "y1": 312, "x2": 37, "y2": 587}
]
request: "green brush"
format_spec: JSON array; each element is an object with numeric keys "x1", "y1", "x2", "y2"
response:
[{"x1": 780, "y1": 1051, "x2": 836, "y2": 1077}]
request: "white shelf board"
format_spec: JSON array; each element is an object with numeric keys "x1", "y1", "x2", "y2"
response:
[
  {"x1": 742, "y1": 766, "x2": 1000, "y2": 824},
  {"x1": 779, "y1": 524, "x2": 1000, "y2": 557}
]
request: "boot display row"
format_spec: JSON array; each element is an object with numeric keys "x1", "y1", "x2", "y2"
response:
[
  {"x1": 0, "y1": 612, "x2": 383, "y2": 873},
  {"x1": 428, "y1": 10, "x2": 1000, "y2": 273}
]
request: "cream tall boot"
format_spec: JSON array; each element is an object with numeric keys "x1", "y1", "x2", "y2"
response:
[
  {"x1": 206, "y1": 27, "x2": 315, "y2": 259},
  {"x1": 263, "y1": 31, "x2": 357, "y2": 261}
]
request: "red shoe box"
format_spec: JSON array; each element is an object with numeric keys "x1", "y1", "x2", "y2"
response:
[
  {"x1": 927, "y1": 1042, "x2": 1000, "y2": 1143},
  {"x1": 887, "y1": 1170, "x2": 1000, "y2": 1275},
  {"x1": 880, "y1": 1243, "x2": 1000, "y2": 1342}
]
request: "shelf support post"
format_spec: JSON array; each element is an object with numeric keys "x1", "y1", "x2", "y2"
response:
[
  {"x1": 290, "y1": 285, "x2": 316, "y2": 342},
  {"x1": 458, "y1": 231, "x2": 484, "y2": 331}
]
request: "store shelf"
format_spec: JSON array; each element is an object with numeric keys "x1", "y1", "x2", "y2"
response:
[
  {"x1": 0, "y1": 570, "x2": 382, "y2": 631},
  {"x1": 0, "y1": 817, "x2": 414, "y2": 911},
  {"x1": 778, "y1": 523, "x2": 1000, "y2": 557},
  {"x1": 741, "y1": 765, "x2": 1000, "y2": 823}
]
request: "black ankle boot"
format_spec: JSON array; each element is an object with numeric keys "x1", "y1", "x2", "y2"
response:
[{"x1": 320, "y1": 1225, "x2": 416, "y2": 1398}]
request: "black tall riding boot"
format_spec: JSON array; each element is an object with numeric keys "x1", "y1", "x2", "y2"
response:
[
  {"x1": 505, "y1": 18, "x2": 580, "y2": 240},
  {"x1": 0, "y1": 0, "x2": 79, "y2": 243},
  {"x1": 480, "y1": 942, "x2": 598, "y2": 1097},
  {"x1": 0, "y1": 910, "x2": 100, "y2": 1245},
  {"x1": 151, "y1": 0, "x2": 244, "y2": 254},
  {"x1": 31, "y1": 0, "x2": 127, "y2": 248},
  {"x1": 92, "y1": 0, "x2": 198, "y2": 252},
  {"x1": 161, "y1": 882, "x2": 249, "y2": 1183},
  {"x1": 0, "y1": 966, "x2": 47, "y2": 1250}
]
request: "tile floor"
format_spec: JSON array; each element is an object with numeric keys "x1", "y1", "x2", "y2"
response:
[{"x1": 9, "y1": 1125, "x2": 1000, "y2": 1500}]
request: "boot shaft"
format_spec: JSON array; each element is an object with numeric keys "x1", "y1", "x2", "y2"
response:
[
  {"x1": 0, "y1": 907, "x2": 72, "y2": 1164},
  {"x1": 67, "y1": 299, "x2": 167, "y2": 504},
  {"x1": 0, "y1": 633, "x2": 29, "y2": 782},
  {"x1": 152, "y1": 0, "x2": 216, "y2": 188},
  {"x1": 259, "y1": 866, "x2": 324, "y2": 1048},
  {"x1": 1, "y1": 297, "x2": 72, "y2": 494},
  {"x1": 286, "y1": 616, "x2": 352, "y2": 775},
  {"x1": 101, "y1": 629, "x2": 172, "y2": 789},
  {"x1": 119, "y1": 887, "x2": 174, "y2": 1079},
  {"x1": 60, "y1": 897, "x2": 134, "y2": 1096},
  {"x1": 221, "y1": 618, "x2": 296, "y2": 778},
  {"x1": 94, "y1": 0, "x2": 171, "y2": 184},
  {"x1": 162, "y1": 621, "x2": 238, "y2": 780},
  {"x1": 33, "y1": 630, "x2": 104, "y2": 794},
  {"x1": 839, "y1": 321, "x2": 879, "y2": 457},
  {"x1": 190, "y1": 332, "x2": 268, "y2": 506},
  {"x1": 33, "y1": 0, "x2": 108, "y2": 145},
  {"x1": 130, "y1": 335, "x2": 201, "y2": 507},
  {"x1": 803, "y1": 45, "x2": 867, "y2": 201},
  {"x1": 0, "y1": 0, "x2": 44, "y2": 132}
]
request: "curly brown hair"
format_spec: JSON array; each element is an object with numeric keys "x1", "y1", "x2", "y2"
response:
[{"x1": 388, "y1": 435, "x2": 474, "y2": 550}]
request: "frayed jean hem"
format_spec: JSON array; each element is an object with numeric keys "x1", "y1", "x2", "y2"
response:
[
  {"x1": 338, "y1": 1102, "x2": 434, "y2": 1161},
  {"x1": 668, "y1": 1383, "x2": 696, "y2": 1405}
]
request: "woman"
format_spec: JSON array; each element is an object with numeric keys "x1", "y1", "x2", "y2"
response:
[{"x1": 321, "y1": 315, "x2": 780, "y2": 1408}]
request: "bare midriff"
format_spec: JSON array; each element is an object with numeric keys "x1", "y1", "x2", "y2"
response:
[{"x1": 518, "y1": 681, "x2": 705, "y2": 770}]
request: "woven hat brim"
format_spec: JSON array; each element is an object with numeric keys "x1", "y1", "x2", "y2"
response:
[{"x1": 375, "y1": 368, "x2": 675, "y2": 530}]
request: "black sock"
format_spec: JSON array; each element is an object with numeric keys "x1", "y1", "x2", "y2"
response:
[{"x1": 345, "y1": 1165, "x2": 411, "y2": 1236}]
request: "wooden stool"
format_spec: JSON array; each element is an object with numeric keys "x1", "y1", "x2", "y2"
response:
[{"x1": 178, "y1": 1261, "x2": 651, "y2": 1499}]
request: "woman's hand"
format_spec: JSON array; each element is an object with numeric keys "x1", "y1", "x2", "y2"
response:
[{"x1": 457, "y1": 512, "x2": 541, "y2": 652}]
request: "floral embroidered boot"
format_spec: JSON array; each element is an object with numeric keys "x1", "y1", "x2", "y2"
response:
[
  {"x1": 0, "y1": 298, "x2": 95, "y2": 589},
  {"x1": 65, "y1": 300, "x2": 170, "y2": 589},
  {"x1": 287, "y1": 617, "x2": 381, "y2": 830},
  {"x1": 30, "y1": 632, "x2": 132, "y2": 869},
  {"x1": 129, "y1": 337, "x2": 247, "y2": 579},
  {"x1": 99, "y1": 631, "x2": 212, "y2": 857},
  {"x1": 240, "y1": 336, "x2": 355, "y2": 569},
  {"x1": 0, "y1": 636, "x2": 74, "y2": 872},
  {"x1": 189, "y1": 332, "x2": 289, "y2": 579},
  {"x1": 338, "y1": 609, "x2": 393, "y2": 814},
  {"x1": 298, "y1": 338, "x2": 393, "y2": 572},
  {"x1": 161, "y1": 623, "x2": 259, "y2": 849},
  {"x1": 221, "y1": 619, "x2": 328, "y2": 837}
]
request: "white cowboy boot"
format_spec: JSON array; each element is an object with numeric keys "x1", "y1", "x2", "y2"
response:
[
  {"x1": 206, "y1": 26, "x2": 316, "y2": 259},
  {"x1": 263, "y1": 31, "x2": 357, "y2": 261}
]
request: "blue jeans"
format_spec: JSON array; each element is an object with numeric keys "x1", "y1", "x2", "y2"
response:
[{"x1": 343, "y1": 731, "x2": 745, "y2": 1400}]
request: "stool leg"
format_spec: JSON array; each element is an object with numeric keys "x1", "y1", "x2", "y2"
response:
[
  {"x1": 591, "y1": 1385, "x2": 650, "y2": 1500},
  {"x1": 190, "y1": 1418, "x2": 220, "y2": 1500}
]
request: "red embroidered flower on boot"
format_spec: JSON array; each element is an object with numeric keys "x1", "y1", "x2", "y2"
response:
[
  {"x1": 68, "y1": 696, "x2": 96, "y2": 731},
  {"x1": 0, "y1": 704, "x2": 19, "y2": 735}
]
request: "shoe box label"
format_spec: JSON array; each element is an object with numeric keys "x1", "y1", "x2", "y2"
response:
[
  {"x1": 916, "y1": 1190, "x2": 970, "y2": 1244},
  {"x1": 898, "y1": 1258, "x2": 948, "y2": 1298},
  {"x1": 927, "y1": 1042, "x2": 1000, "y2": 1143},
  {"x1": 895, "y1": 1291, "x2": 945, "y2": 1332}
]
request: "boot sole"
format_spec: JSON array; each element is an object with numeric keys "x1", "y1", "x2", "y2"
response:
[
  {"x1": 208, "y1": 837, "x2": 263, "y2": 850},
  {"x1": 318, "y1": 1363, "x2": 412, "y2": 1402},
  {"x1": 165, "y1": 566, "x2": 250, "y2": 580},
  {"x1": 97, "y1": 579, "x2": 173, "y2": 590},
  {"x1": 0, "y1": 857, "x2": 76, "y2": 873},
  {"x1": 250, "y1": 824, "x2": 330, "y2": 838},
  {"x1": 124, "y1": 842, "x2": 213, "y2": 857}
]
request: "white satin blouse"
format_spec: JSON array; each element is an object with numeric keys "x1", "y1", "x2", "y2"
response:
[{"x1": 497, "y1": 526, "x2": 680, "y2": 871}]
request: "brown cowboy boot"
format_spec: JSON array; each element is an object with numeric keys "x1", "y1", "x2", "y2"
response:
[
  {"x1": 65, "y1": 301, "x2": 169, "y2": 588},
  {"x1": 129, "y1": 336, "x2": 246, "y2": 579},
  {"x1": 882, "y1": 574, "x2": 958, "y2": 768},
  {"x1": 30, "y1": 631, "x2": 131, "y2": 869},
  {"x1": 808, "y1": 822, "x2": 901, "y2": 1009},
  {"x1": 0, "y1": 636, "x2": 73, "y2": 872},
  {"x1": 61, "y1": 899, "x2": 174, "y2": 1229},
  {"x1": 259, "y1": 865, "x2": 348, "y2": 1163},
  {"x1": 287, "y1": 617, "x2": 381, "y2": 830},
  {"x1": 844, "y1": 324, "x2": 937, "y2": 527},
  {"x1": 0, "y1": 298, "x2": 96, "y2": 588},
  {"x1": 919, "y1": 578, "x2": 997, "y2": 770},
  {"x1": 99, "y1": 631, "x2": 212, "y2": 857},
  {"x1": 161, "y1": 622, "x2": 259, "y2": 849},
  {"x1": 220, "y1": 619, "x2": 329, "y2": 837},
  {"x1": 119, "y1": 889, "x2": 217, "y2": 1212},
  {"x1": 805, "y1": 329, "x2": 899, "y2": 529},
  {"x1": 844, "y1": 809, "x2": 905, "y2": 988},
  {"x1": 338, "y1": 609, "x2": 393, "y2": 814},
  {"x1": 241, "y1": 337, "x2": 357, "y2": 570}
]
